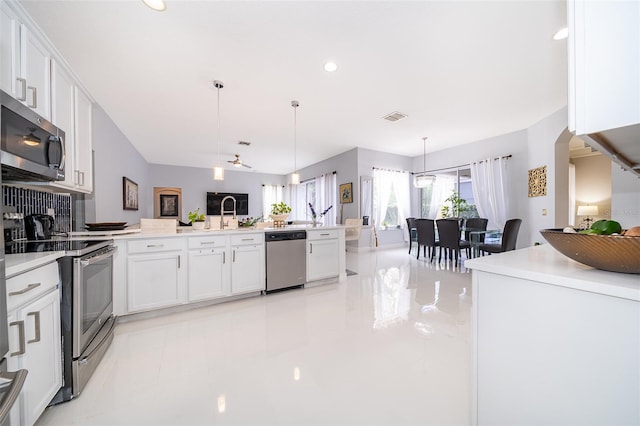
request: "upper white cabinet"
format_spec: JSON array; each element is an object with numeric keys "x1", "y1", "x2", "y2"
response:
[
  {"x1": 2, "y1": 1, "x2": 94, "y2": 193},
  {"x1": 0, "y1": 4, "x2": 50, "y2": 119},
  {"x1": 568, "y1": 0, "x2": 640, "y2": 135}
]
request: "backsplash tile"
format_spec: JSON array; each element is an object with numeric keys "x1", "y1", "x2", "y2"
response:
[{"x1": 2, "y1": 186, "x2": 72, "y2": 240}]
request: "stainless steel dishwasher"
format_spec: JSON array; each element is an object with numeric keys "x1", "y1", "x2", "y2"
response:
[{"x1": 265, "y1": 230, "x2": 306, "y2": 292}]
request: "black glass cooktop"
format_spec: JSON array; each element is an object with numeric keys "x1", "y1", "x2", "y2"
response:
[{"x1": 5, "y1": 239, "x2": 112, "y2": 256}]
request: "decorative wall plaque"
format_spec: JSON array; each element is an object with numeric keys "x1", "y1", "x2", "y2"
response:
[{"x1": 528, "y1": 166, "x2": 547, "y2": 197}]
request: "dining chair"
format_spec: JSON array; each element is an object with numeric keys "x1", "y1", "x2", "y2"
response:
[
  {"x1": 479, "y1": 218, "x2": 522, "y2": 255},
  {"x1": 344, "y1": 218, "x2": 363, "y2": 243},
  {"x1": 436, "y1": 219, "x2": 463, "y2": 264},
  {"x1": 460, "y1": 217, "x2": 488, "y2": 258},
  {"x1": 415, "y1": 219, "x2": 438, "y2": 260},
  {"x1": 406, "y1": 217, "x2": 418, "y2": 254}
]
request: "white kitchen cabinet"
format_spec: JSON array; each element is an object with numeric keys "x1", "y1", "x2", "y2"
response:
[
  {"x1": 229, "y1": 233, "x2": 264, "y2": 295},
  {"x1": 188, "y1": 248, "x2": 227, "y2": 302},
  {"x1": 568, "y1": 0, "x2": 640, "y2": 134},
  {"x1": 6, "y1": 261, "x2": 62, "y2": 426},
  {"x1": 127, "y1": 239, "x2": 186, "y2": 313},
  {"x1": 50, "y1": 60, "x2": 76, "y2": 190},
  {"x1": 73, "y1": 86, "x2": 93, "y2": 192},
  {"x1": 306, "y1": 230, "x2": 340, "y2": 281},
  {"x1": 0, "y1": 2, "x2": 51, "y2": 119}
]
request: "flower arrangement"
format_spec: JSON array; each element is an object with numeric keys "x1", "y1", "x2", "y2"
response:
[
  {"x1": 308, "y1": 203, "x2": 333, "y2": 221},
  {"x1": 238, "y1": 216, "x2": 261, "y2": 228}
]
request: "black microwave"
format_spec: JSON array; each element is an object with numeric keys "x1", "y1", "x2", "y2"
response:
[{"x1": 1, "y1": 89, "x2": 65, "y2": 181}]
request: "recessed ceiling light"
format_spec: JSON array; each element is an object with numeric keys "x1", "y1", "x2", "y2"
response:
[
  {"x1": 142, "y1": 0, "x2": 166, "y2": 12},
  {"x1": 553, "y1": 27, "x2": 568, "y2": 40},
  {"x1": 324, "y1": 61, "x2": 338, "y2": 72}
]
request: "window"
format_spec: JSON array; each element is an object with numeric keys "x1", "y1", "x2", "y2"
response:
[
  {"x1": 373, "y1": 169, "x2": 410, "y2": 229},
  {"x1": 420, "y1": 167, "x2": 478, "y2": 219},
  {"x1": 262, "y1": 184, "x2": 283, "y2": 219}
]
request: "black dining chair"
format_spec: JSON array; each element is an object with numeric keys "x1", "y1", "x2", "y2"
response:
[
  {"x1": 415, "y1": 219, "x2": 438, "y2": 260},
  {"x1": 436, "y1": 219, "x2": 463, "y2": 264},
  {"x1": 406, "y1": 217, "x2": 417, "y2": 254},
  {"x1": 479, "y1": 218, "x2": 522, "y2": 255},
  {"x1": 460, "y1": 217, "x2": 488, "y2": 258}
]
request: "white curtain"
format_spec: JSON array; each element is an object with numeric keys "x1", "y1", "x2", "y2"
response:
[
  {"x1": 427, "y1": 175, "x2": 455, "y2": 219},
  {"x1": 262, "y1": 184, "x2": 283, "y2": 219},
  {"x1": 373, "y1": 169, "x2": 393, "y2": 229},
  {"x1": 392, "y1": 171, "x2": 411, "y2": 241},
  {"x1": 315, "y1": 173, "x2": 337, "y2": 225},
  {"x1": 568, "y1": 163, "x2": 576, "y2": 226},
  {"x1": 470, "y1": 157, "x2": 510, "y2": 230}
]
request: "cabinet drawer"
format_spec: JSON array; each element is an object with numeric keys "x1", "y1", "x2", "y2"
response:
[
  {"x1": 188, "y1": 235, "x2": 227, "y2": 249},
  {"x1": 7, "y1": 261, "x2": 59, "y2": 311},
  {"x1": 230, "y1": 233, "x2": 263, "y2": 246},
  {"x1": 307, "y1": 229, "x2": 338, "y2": 240},
  {"x1": 128, "y1": 238, "x2": 183, "y2": 254}
]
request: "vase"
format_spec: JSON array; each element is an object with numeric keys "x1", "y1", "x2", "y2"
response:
[
  {"x1": 192, "y1": 221, "x2": 205, "y2": 230},
  {"x1": 270, "y1": 214, "x2": 289, "y2": 227}
]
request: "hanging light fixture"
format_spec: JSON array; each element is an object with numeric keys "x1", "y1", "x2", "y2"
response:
[
  {"x1": 414, "y1": 136, "x2": 435, "y2": 188},
  {"x1": 213, "y1": 80, "x2": 224, "y2": 181},
  {"x1": 291, "y1": 100, "x2": 300, "y2": 185}
]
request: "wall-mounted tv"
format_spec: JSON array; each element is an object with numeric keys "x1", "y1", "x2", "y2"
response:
[{"x1": 206, "y1": 192, "x2": 249, "y2": 216}]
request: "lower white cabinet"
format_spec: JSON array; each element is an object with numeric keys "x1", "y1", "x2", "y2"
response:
[
  {"x1": 6, "y1": 261, "x2": 62, "y2": 426},
  {"x1": 188, "y1": 248, "x2": 227, "y2": 302},
  {"x1": 127, "y1": 238, "x2": 187, "y2": 313},
  {"x1": 307, "y1": 230, "x2": 340, "y2": 281},
  {"x1": 230, "y1": 244, "x2": 264, "y2": 294}
]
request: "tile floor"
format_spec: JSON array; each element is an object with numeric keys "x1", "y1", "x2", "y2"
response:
[{"x1": 37, "y1": 247, "x2": 473, "y2": 425}]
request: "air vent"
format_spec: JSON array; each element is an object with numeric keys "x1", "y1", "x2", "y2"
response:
[
  {"x1": 238, "y1": 141, "x2": 251, "y2": 146},
  {"x1": 382, "y1": 111, "x2": 408, "y2": 122}
]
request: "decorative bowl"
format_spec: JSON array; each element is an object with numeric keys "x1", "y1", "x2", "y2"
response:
[
  {"x1": 539, "y1": 229, "x2": 640, "y2": 274},
  {"x1": 270, "y1": 214, "x2": 289, "y2": 223}
]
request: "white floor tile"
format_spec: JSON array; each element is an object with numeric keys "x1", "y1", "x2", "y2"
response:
[{"x1": 37, "y1": 247, "x2": 472, "y2": 425}]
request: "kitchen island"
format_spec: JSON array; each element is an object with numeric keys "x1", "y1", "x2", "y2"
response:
[
  {"x1": 465, "y1": 244, "x2": 640, "y2": 426},
  {"x1": 110, "y1": 225, "x2": 346, "y2": 318}
]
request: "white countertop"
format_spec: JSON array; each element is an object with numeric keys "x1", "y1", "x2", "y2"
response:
[
  {"x1": 5, "y1": 251, "x2": 65, "y2": 278},
  {"x1": 465, "y1": 244, "x2": 640, "y2": 301}
]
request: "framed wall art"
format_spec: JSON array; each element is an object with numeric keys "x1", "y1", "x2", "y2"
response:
[
  {"x1": 528, "y1": 166, "x2": 547, "y2": 197},
  {"x1": 153, "y1": 187, "x2": 182, "y2": 219},
  {"x1": 340, "y1": 182, "x2": 353, "y2": 204},
  {"x1": 122, "y1": 177, "x2": 139, "y2": 210}
]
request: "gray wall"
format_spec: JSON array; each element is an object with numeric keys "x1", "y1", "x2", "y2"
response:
[
  {"x1": 149, "y1": 164, "x2": 285, "y2": 221},
  {"x1": 91, "y1": 105, "x2": 151, "y2": 223}
]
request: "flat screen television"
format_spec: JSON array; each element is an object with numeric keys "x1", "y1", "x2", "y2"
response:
[{"x1": 206, "y1": 192, "x2": 249, "y2": 216}]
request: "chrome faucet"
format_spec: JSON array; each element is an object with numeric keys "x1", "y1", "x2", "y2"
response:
[{"x1": 220, "y1": 195, "x2": 237, "y2": 229}]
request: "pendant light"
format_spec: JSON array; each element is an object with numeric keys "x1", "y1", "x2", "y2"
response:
[
  {"x1": 414, "y1": 136, "x2": 435, "y2": 188},
  {"x1": 213, "y1": 80, "x2": 224, "y2": 181},
  {"x1": 291, "y1": 100, "x2": 300, "y2": 185}
]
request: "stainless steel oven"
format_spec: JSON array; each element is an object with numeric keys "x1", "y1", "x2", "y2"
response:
[{"x1": 50, "y1": 240, "x2": 116, "y2": 404}]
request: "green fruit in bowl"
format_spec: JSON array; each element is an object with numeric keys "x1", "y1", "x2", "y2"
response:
[
  {"x1": 591, "y1": 220, "x2": 622, "y2": 235},
  {"x1": 579, "y1": 228, "x2": 602, "y2": 235}
]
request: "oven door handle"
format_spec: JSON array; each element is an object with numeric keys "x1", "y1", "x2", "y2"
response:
[
  {"x1": 0, "y1": 369, "x2": 28, "y2": 425},
  {"x1": 80, "y1": 247, "x2": 117, "y2": 266}
]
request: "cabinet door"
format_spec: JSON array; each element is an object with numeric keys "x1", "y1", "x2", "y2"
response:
[
  {"x1": 307, "y1": 239, "x2": 340, "y2": 281},
  {"x1": 127, "y1": 252, "x2": 184, "y2": 312},
  {"x1": 8, "y1": 289, "x2": 62, "y2": 426},
  {"x1": 74, "y1": 87, "x2": 93, "y2": 192},
  {"x1": 188, "y1": 248, "x2": 227, "y2": 302},
  {"x1": 231, "y1": 245, "x2": 264, "y2": 294},
  {"x1": 22, "y1": 24, "x2": 51, "y2": 120},
  {"x1": 0, "y1": 7, "x2": 19, "y2": 96},
  {"x1": 51, "y1": 60, "x2": 76, "y2": 190}
]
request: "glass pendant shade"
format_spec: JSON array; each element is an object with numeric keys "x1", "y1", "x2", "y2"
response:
[
  {"x1": 414, "y1": 174, "x2": 435, "y2": 188},
  {"x1": 213, "y1": 166, "x2": 225, "y2": 181},
  {"x1": 291, "y1": 172, "x2": 300, "y2": 185}
]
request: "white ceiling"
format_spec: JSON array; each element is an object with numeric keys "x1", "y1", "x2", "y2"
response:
[{"x1": 21, "y1": 0, "x2": 568, "y2": 175}]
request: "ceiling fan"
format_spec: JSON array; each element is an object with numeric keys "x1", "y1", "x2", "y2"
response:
[{"x1": 227, "y1": 154, "x2": 252, "y2": 169}]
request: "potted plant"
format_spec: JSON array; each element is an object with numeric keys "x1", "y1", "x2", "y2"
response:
[
  {"x1": 188, "y1": 208, "x2": 206, "y2": 230},
  {"x1": 270, "y1": 202, "x2": 291, "y2": 225},
  {"x1": 441, "y1": 190, "x2": 470, "y2": 219}
]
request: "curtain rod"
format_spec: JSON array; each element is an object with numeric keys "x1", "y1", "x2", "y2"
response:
[
  {"x1": 301, "y1": 170, "x2": 337, "y2": 184},
  {"x1": 261, "y1": 184, "x2": 286, "y2": 187},
  {"x1": 413, "y1": 154, "x2": 512, "y2": 175},
  {"x1": 372, "y1": 166, "x2": 410, "y2": 174}
]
